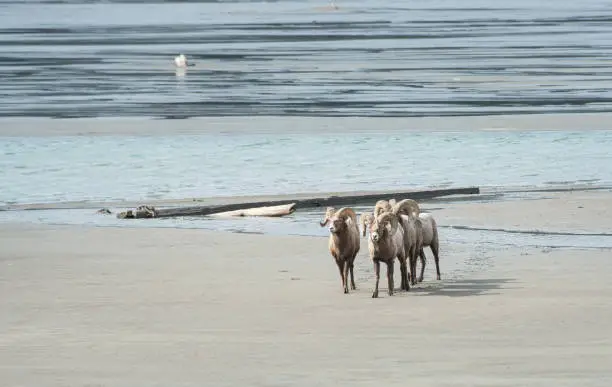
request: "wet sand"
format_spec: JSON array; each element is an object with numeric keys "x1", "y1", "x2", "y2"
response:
[
  {"x1": 1, "y1": 190, "x2": 612, "y2": 386},
  {"x1": 432, "y1": 189, "x2": 612, "y2": 235}
]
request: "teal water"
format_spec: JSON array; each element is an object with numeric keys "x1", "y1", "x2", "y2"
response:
[{"x1": 1, "y1": 129, "x2": 610, "y2": 206}]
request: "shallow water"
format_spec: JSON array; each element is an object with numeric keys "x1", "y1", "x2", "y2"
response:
[
  {"x1": 2, "y1": 205, "x2": 611, "y2": 251},
  {"x1": 1, "y1": 0, "x2": 612, "y2": 117},
  {"x1": 1, "y1": 129, "x2": 611, "y2": 206}
]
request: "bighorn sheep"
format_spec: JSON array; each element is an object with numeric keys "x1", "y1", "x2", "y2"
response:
[
  {"x1": 392, "y1": 199, "x2": 441, "y2": 283},
  {"x1": 320, "y1": 207, "x2": 361, "y2": 294},
  {"x1": 360, "y1": 199, "x2": 393, "y2": 237},
  {"x1": 367, "y1": 211, "x2": 408, "y2": 298}
]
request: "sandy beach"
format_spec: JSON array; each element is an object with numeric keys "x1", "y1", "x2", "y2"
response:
[
  {"x1": 1, "y1": 190, "x2": 611, "y2": 386},
  {"x1": 2, "y1": 0, "x2": 612, "y2": 384}
]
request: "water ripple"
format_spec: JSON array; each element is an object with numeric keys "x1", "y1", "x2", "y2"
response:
[
  {"x1": 1, "y1": 130, "x2": 611, "y2": 205},
  {"x1": 1, "y1": 0, "x2": 612, "y2": 117}
]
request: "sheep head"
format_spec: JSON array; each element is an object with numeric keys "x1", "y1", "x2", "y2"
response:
[
  {"x1": 320, "y1": 207, "x2": 357, "y2": 234},
  {"x1": 370, "y1": 211, "x2": 398, "y2": 243},
  {"x1": 360, "y1": 212, "x2": 374, "y2": 237},
  {"x1": 373, "y1": 200, "x2": 393, "y2": 217},
  {"x1": 392, "y1": 198, "x2": 420, "y2": 218}
]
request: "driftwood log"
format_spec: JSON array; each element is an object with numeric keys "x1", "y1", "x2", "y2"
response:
[
  {"x1": 208, "y1": 203, "x2": 296, "y2": 218},
  {"x1": 115, "y1": 187, "x2": 480, "y2": 220},
  {"x1": 116, "y1": 203, "x2": 296, "y2": 219}
]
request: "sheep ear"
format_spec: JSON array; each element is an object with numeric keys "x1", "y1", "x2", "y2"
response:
[{"x1": 385, "y1": 223, "x2": 392, "y2": 233}]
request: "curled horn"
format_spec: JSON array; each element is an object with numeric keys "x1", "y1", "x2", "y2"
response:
[
  {"x1": 373, "y1": 200, "x2": 393, "y2": 217},
  {"x1": 392, "y1": 198, "x2": 420, "y2": 218},
  {"x1": 319, "y1": 207, "x2": 336, "y2": 227},
  {"x1": 334, "y1": 207, "x2": 357, "y2": 224},
  {"x1": 376, "y1": 211, "x2": 399, "y2": 236}
]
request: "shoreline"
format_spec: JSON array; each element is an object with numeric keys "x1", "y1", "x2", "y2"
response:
[
  {"x1": 2, "y1": 188, "x2": 611, "y2": 250},
  {"x1": 0, "y1": 186, "x2": 480, "y2": 212},
  {"x1": 2, "y1": 183, "x2": 610, "y2": 212},
  {"x1": 2, "y1": 112, "x2": 612, "y2": 137}
]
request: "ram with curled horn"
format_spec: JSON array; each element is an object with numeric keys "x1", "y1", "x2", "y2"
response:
[
  {"x1": 319, "y1": 207, "x2": 361, "y2": 294},
  {"x1": 392, "y1": 198, "x2": 420, "y2": 218},
  {"x1": 360, "y1": 199, "x2": 396, "y2": 239},
  {"x1": 367, "y1": 210, "x2": 409, "y2": 298}
]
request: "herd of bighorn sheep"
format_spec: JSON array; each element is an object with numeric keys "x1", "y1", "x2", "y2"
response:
[{"x1": 319, "y1": 198, "x2": 440, "y2": 298}]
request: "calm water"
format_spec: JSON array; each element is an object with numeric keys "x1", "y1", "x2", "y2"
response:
[
  {"x1": 1, "y1": 0, "x2": 612, "y2": 118},
  {"x1": 1, "y1": 130, "x2": 611, "y2": 206}
]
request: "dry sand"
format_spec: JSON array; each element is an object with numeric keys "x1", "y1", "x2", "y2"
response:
[{"x1": 1, "y1": 224, "x2": 611, "y2": 386}]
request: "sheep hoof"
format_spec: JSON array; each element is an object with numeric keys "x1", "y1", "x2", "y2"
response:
[
  {"x1": 344, "y1": 289, "x2": 349, "y2": 294},
  {"x1": 372, "y1": 292, "x2": 378, "y2": 298},
  {"x1": 418, "y1": 277, "x2": 424, "y2": 283},
  {"x1": 436, "y1": 275, "x2": 441, "y2": 280}
]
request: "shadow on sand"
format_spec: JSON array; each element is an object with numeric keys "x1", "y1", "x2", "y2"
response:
[{"x1": 408, "y1": 278, "x2": 517, "y2": 297}]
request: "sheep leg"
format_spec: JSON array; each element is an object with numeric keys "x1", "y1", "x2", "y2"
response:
[
  {"x1": 399, "y1": 258, "x2": 409, "y2": 291},
  {"x1": 409, "y1": 248, "x2": 418, "y2": 286},
  {"x1": 387, "y1": 261, "x2": 394, "y2": 296},
  {"x1": 342, "y1": 260, "x2": 350, "y2": 294},
  {"x1": 398, "y1": 259, "x2": 405, "y2": 291},
  {"x1": 404, "y1": 260, "x2": 410, "y2": 290},
  {"x1": 349, "y1": 261, "x2": 356, "y2": 290},
  {"x1": 372, "y1": 260, "x2": 380, "y2": 298},
  {"x1": 432, "y1": 244, "x2": 441, "y2": 280},
  {"x1": 336, "y1": 260, "x2": 346, "y2": 293},
  {"x1": 418, "y1": 248, "x2": 427, "y2": 283}
]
